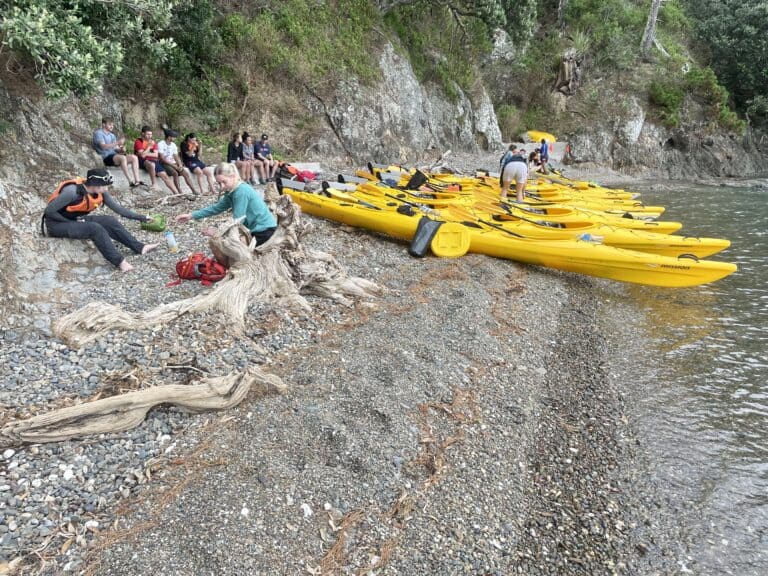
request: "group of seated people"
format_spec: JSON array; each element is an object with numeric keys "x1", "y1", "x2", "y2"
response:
[
  {"x1": 226, "y1": 132, "x2": 278, "y2": 185},
  {"x1": 93, "y1": 117, "x2": 269, "y2": 196}
]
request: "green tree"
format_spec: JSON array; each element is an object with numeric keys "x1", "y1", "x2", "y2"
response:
[
  {"x1": 0, "y1": 0, "x2": 177, "y2": 99},
  {"x1": 683, "y1": 0, "x2": 768, "y2": 125}
]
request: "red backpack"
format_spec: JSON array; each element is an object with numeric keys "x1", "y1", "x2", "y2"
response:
[{"x1": 167, "y1": 252, "x2": 228, "y2": 287}]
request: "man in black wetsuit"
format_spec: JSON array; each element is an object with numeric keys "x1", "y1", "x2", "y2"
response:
[{"x1": 43, "y1": 168, "x2": 158, "y2": 272}]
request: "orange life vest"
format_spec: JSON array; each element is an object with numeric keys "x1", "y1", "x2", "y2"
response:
[{"x1": 47, "y1": 178, "x2": 104, "y2": 215}]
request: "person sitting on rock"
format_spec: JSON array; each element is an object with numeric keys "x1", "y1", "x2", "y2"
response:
[
  {"x1": 241, "y1": 132, "x2": 265, "y2": 186},
  {"x1": 43, "y1": 169, "x2": 158, "y2": 272},
  {"x1": 175, "y1": 162, "x2": 277, "y2": 246},
  {"x1": 92, "y1": 116, "x2": 143, "y2": 187},
  {"x1": 134, "y1": 125, "x2": 179, "y2": 195},
  {"x1": 227, "y1": 131, "x2": 251, "y2": 183},
  {"x1": 180, "y1": 133, "x2": 217, "y2": 195},
  {"x1": 158, "y1": 129, "x2": 196, "y2": 196},
  {"x1": 255, "y1": 133, "x2": 278, "y2": 182}
]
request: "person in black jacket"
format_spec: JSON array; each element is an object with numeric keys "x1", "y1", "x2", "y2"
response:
[{"x1": 43, "y1": 169, "x2": 158, "y2": 272}]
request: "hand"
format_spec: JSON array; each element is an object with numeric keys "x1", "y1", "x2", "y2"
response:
[
  {"x1": 201, "y1": 226, "x2": 217, "y2": 237},
  {"x1": 176, "y1": 213, "x2": 193, "y2": 224}
]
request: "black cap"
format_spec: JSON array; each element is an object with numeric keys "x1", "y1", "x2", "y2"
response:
[
  {"x1": 261, "y1": 133, "x2": 268, "y2": 140},
  {"x1": 164, "y1": 129, "x2": 179, "y2": 138},
  {"x1": 85, "y1": 168, "x2": 114, "y2": 187}
]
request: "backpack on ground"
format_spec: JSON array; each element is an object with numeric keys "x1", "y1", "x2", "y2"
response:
[
  {"x1": 167, "y1": 252, "x2": 228, "y2": 287},
  {"x1": 277, "y1": 162, "x2": 317, "y2": 183}
]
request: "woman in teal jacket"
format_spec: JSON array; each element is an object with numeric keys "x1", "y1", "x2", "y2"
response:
[{"x1": 176, "y1": 163, "x2": 277, "y2": 245}]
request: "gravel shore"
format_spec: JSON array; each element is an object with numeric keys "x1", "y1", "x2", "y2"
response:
[{"x1": 1, "y1": 153, "x2": 682, "y2": 575}]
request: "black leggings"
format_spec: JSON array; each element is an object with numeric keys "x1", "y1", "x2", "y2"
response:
[
  {"x1": 253, "y1": 226, "x2": 277, "y2": 246},
  {"x1": 45, "y1": 214, "x2": 144, "y2": 267}
]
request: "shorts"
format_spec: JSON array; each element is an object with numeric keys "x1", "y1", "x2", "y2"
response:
[
  {"x1": 502, "y1": 161, "x2": 528, "y2": 185},
  {"x1": 162, "y1": 161, "x2": 185, "y2": 176},
  {"x1": 139, "y1": 158, "x2": 164, "y2": 173},
  {"x1": 103, "y1": 154, "x2": 118, "y2": 167},
  {"x1": 185, "y1": 158, "x2": 206, "y2": 172}
]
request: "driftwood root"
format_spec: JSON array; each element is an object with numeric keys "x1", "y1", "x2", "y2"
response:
[{"x1": 0, "y1": 366, "x2": 286, "y2": 448}]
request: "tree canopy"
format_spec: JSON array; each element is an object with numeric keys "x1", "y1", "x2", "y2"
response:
[
  {"x1": 683, "y1": 0, "x2": 768, "y2": 125},
  {"x1": 0, "y1": 0, "x2": 177, "y2": 99}
]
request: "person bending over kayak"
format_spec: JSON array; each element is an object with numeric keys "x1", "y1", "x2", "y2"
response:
[
  {"x1": 43, "y1": 168, "x2": 158, "y2": 272},
  {"x1": 500, "y1": 146, "x2": 528, "y2": 203},
  {"x1": 175, "y1": 162, "x2": 277, "y2": 246}
]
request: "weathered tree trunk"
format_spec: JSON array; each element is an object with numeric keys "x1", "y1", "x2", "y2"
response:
[
  {"x1": 0, "y1": 366, "x2": 286, "y2": 448},
  {"x1": 54, "y1": 186, "x2": 381, "y2": 347},
  {"x1": 641, "y1": 0, "x2": 664, "y2": 62}
]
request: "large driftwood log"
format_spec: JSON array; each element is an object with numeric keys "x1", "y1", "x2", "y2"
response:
[
  {"x1": 0, "y1": 366, "x2": 286, "y2": 448},
  {"x1": 54, "y1": 187, "x2": 380, "y2": 347}
]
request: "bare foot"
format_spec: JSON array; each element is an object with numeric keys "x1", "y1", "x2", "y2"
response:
[
  {"x1": 141, "y1": 243, "x2": 159, "y2": 255},
  {"x1": 119, "y1": 260, "x2": 134, "y2": 273}
]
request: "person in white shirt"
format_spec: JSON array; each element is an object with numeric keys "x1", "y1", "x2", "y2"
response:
[{"x1": 158, "y1": 129, "x2": 196, "y2": 196}]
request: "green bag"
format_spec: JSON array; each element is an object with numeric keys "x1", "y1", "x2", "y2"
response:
[{"x1": 141, "y1": 214, "x2": 167, "y2": 232}]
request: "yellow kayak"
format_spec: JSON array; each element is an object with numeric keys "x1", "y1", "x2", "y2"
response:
[
  {"x1": 289, "y1": 185, "x2": 736, "y2": 287},
  {"x1": 286, "y1": 188, "x2": 470, "y2": 258},
  {"x1": 349, "y1": 185, "x2": 729, "y2": 258},
  {"x1": 527, "y1": 130, "x2": 557, "y2": 143},
  {"x1": 479, "y1": 198, "x2": 683, "y2": 235},
  {"x1": 449, "y1": 203, "x2": 730, "y2": 258}
]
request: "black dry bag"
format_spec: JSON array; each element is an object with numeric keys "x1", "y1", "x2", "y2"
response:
[{"x1": 409, "y1": 216, "x2": 443, "y2": 258}]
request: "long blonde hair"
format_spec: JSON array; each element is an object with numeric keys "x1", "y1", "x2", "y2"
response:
[{"x1": 214, "y1": 162, "x2": 242, "y2": 189}]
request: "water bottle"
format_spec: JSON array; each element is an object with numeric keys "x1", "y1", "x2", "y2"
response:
[{"x1": 164, "y1": 230, "x2": 178, "y2": 253}]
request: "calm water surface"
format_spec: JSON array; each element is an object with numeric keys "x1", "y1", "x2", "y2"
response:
[{"x1": 623, "y1": 182, "x2": 767, "y2": 575}]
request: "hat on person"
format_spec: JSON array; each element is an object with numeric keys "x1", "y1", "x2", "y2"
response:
[
  {"x1": 85, "y1": 168, "x2": 114, "y2": 187},
  {"x1": 260, "y1": 133, "x2": 268, "y2": 140},
  {"x1": 164, "y1": 128, "x2": 179, "y2": 138}
]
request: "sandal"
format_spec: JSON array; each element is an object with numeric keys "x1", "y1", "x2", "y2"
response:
[{"x1": 129, "y1": 181, "x2": 140, "y2": 188}]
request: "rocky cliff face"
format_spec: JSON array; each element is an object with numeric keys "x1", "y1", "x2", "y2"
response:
[
  {"x1": 563, "y1": 95, "x2": 767, "y2": 178},
  {"x1": 305, "y1": 43, "x2": 503, "y2": 164}
]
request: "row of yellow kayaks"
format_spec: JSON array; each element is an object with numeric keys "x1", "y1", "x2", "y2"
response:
[{"x1": 279, "y1": 168, "x2": 737, "y2": 287}]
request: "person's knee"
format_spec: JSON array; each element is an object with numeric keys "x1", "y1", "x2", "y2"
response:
[{"x1": 98, "y1": 215, "x2": 120, "y2": 227}]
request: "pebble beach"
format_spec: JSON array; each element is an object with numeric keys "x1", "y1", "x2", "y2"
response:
[{"x1": 0, "y1": 153, "x2": 684, "y2": 575}]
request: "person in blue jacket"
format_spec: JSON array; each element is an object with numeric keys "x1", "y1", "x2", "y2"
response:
[
  {"x1": 539, "y1": 138, "x2": 550, "y2": 173},
  {"x1": 175, "y1": 162, "x2": 277, "y2": 245}
]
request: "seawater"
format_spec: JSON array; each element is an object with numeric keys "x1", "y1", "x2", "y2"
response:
[{"x1": 622, "y1": 181, "x2": 768, "y2": 575}]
